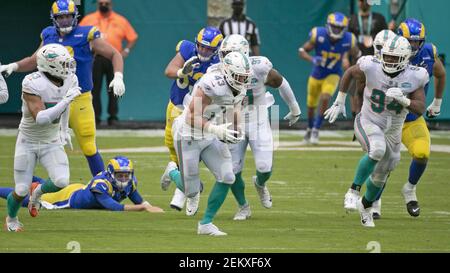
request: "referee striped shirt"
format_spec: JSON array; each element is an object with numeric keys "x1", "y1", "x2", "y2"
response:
[{"x1": 219, "y1": 16, "x2": 261, "y2": 48}]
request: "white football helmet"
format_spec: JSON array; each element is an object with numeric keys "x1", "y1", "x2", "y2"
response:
[
  {"x1": 373, "y1": 29, "x2": 396, "y2": 59},
  {"x1": 37, "y1": 43, "x2": 76, "y2": 80},
  {"x1": 221, "y1": 51, "x2": 252, "y2": 94},
  {"x1": 218, "y1": 34, "x2": 250, "y2": 62},
  {"x1": 380, "y1": 36, "x2": 411, "y2": 74}
]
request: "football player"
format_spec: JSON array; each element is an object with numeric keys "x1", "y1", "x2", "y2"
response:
[
  {"x1": 0, "y1": 156, "x2": 163, "y2": 215},
  {"x1": 299, "y1": 12, "x2": 360, "y2": 144},
  {"x1": 161, "y1": 27, "x2": 223, "y2": 215},
  {"x1": 0, "y1": 0, "x2": 125, "y2": 177},
  {"x1": 326, "y1": 35, "x2": 428, "y2": 227},
  {"x1": 4, "y1": 44, "x2": 81, "y2": 232}
]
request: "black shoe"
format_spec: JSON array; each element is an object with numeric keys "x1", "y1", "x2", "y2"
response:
[
  {"x1": 406, "y1": 201, "x2": 420, "y2": 217},
  {"x1": 372, "y1": 212, "x2": 381, "y2": 220},
  {"x1": 170, "y1": 204, "x2": 182, "y2": 211},
  {"x1": 107, "y1": 117, "x2": 119, "y2": 126}
]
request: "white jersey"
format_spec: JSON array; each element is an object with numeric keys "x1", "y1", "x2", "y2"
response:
[
  {"x1": 0, "y1": 73, "x2": 8, "y2": 104},
  {"x1": 19, "y1": 71, "x2": 78, "y2": 142},
  {"x1": 176, "y1": 70, "x2": 245, "y2": 139},
  {"x1": 358, "y1": 55, "x2": 429, "y2": 134}
]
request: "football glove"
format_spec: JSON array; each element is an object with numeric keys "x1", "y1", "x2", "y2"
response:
[
  {"x1": 177, "y1": 56, "x2": 200, "y2": 78},
  {"x1": 324, "y1": 91, "x2": 347, "y2": 123},
  {"x1": 0, "y1": 63, "x2": 18, "y2": 78},
  {"x1": 312, "y1": 56, "x2": 323, "y2": 66},
  {"x1": 426, "y1": 98, "x2": 442, "y2": 118},
  {"x1": 284, "y1": 102, "x2": 301, "y2": 126},
  {"x1": 385, "y1": 87, "x2": 410, "y2": 107},
  {"x1": 64, "y1": 87, "x2": 81, "y2": 102},
  {"x1": 205, "y1": 122, "x2": 241, "y2": 144},
  {"x1": 109, "y1": 72, "x2": 126, "y2": 97}
]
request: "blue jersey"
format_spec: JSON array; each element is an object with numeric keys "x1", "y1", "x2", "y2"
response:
[
  {"x1": 169, "y1": 40, "x2": 219, "y2": 106},
  {"x1": 69, "y1": 171, "x2": 142, "y2": 211},
  {"x1": 405, "y1": 43, "x2": 438, "y2": 122},
  {"x1": 309, "y1": 27, "x2": 356, "y2": 79},
  {"x1": 41, "y1": 26, "x2": 101, "y2": 93}
]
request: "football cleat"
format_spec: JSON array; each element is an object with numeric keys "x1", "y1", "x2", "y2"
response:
[
  {"x1": 186, "y1": 192, "x2": 200, "y2": 216},
  {"x1": 233, "y1": 203, "x2": 251, "y2": 221},
  {"x1": 344, "y1": 188, "x2": 360, "y2": 211},
  {"x1": 357, "y1": 198, "x2": 375, "y2": 227},
  {"x1": 197, "y1": 222, "x2": 227, "y2": 236},
  {"x1": 372, "y1": 198, "x2": 382, "y2": 220},
  {"x1": 4, "y1": 217, "x2": 24, "y2": 232},
  {"x1": 310, "y1": 128, "x2": 319, "y2": 145},
  {"x1": 28, "y1": 182, "x2": 42, "y2": 218},
  {"x1": 302, "y1": 128, "x2": 312, "y2": 144},
  {"x1": 170, "y1": 188, "x2": 186, "y2": 211},
  {"x1": 253, "y1": 176, "x2": 272, "y2": 209},
  {"x1": 161, "y1": 161, "x2": 177, "y2": 191},
  {"x1": 401, "y1": 182, "x2": 420, "y2": 217}
]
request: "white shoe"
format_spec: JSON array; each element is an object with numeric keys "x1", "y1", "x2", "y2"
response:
[
  {"x1": 197, "y1": 222, "x2": 227, "y2": 236},
  {"x1": 4, "y1": 217, "x2": 24, "y2": 232},
  {"x1": 310, "y1": 128, "x2": 319, "y2": 145},
  {"x1": 186, "y1": 192, "x2": 200, "y2": 216},
  {"x1": 253, "y1": 176, "x2": 272, "y2": 209},
  {"x1": 170, "y1": 188, "x2": 186, "y2": 211},
  {"x1": 233, "y1": 203, "x2": 251, "y2": 221},
  {"x1": 344, "y1": 188, "x2": 360, "y2": 211},
  {"x1": 372, "y1": 198, "x2": 381, "y2": 219},
  {"x1": 161, "y1": 161, "x2": 177, "y2": 191},
  {"x1": 401, "y1": 182, "x2": 417, "y2": 204},
  {"x1": 357, "y1": 198, "x2": 375, "y2": 227}
]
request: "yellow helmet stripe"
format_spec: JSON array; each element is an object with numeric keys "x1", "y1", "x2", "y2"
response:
[
  {"x1": 342, "y1": 16, "x2": 348, "y2": 27},
  {"x1": 109, "y1": 159, "x2": 121, "y2": 171},
  {"x1": 52, "y1": 2, "x2": 60, "y2": 14},
  {"x1": 420, "y1": 23, "x2": 426, "y2": 39},
  {"x1": 210, "y1": 33, "x2": 223, "y2": 48},
  {"x1": 68, "y1": 1, "x2": 75, "y2": 13},
  {"x1": 328, "y1": 14, "x2": 336, "y2": 25},
  {"x1": 197, "y1": 28, "x2": 205, "y2": 44},
  {"x1": 399, "y1": 22, "x2": 410, "y2": 38}
]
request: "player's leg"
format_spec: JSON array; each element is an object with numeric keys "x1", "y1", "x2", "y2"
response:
[
  {"x1": 198, "y1": 139, "x2": 234, "y2": 235},
  {"x1": 176, "y1": 138, "x2": 202, "y2": 216},
  {"x1": 0, "y1": 188, "x2": 30, "y2": 208},
  {"x1": 345, "y1": 115, "x2": 385, "y2": 211},
  {"x1": 6, "y1": 138, "x2": 36, "y2": 231},
  {"x1": 249, "y1": 119, "x2": 274, "y2": 209},
  {"x1": 70, "y1": 92, "x2": 105, "y2": 176},
  {"x1": 28, "y1": 145, "x2": 70, "y2": 217},
  {"x1": 358, "y1": 140, "x2": 401, "y2": 227},
  {"x1": 312, "y1": 74, "x2": 340, "y2": 144},
  {"x1": 229, "y1": 137, "x2": 250, "y2": 220},
  {"x1": 401, "y1": 117, "x2": 430, "y2": 217},
  {"x1": 304, "y1": 76, "x2": 321, "y2": 144}
]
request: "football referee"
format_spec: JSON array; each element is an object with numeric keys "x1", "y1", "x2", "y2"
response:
[{"x1": 219, "y1": 0, "x2": 261, "y2": 56}]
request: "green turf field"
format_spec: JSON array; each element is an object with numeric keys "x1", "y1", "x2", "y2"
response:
[{"x1": 0, "y1": 131, "x2": 449, "y2": 253}]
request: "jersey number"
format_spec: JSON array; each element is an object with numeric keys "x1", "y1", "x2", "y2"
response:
[
  {"x1": 320, "y1": 51, "x2": 341, "y2": 69},
  {"x1": 370, "y1": 89, "x2": 404, "y2": 114}
]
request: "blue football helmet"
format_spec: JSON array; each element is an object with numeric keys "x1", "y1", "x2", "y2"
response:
[
  {"x1": 397, "y1": 18, "x2": 426, "y2": 57},
  {"x1": 195, "y1": 27, "x2": 223, "y2": 62},
  {"x1": 326, "y1": 12, "x2": 349, "y2": 40},
  {"x1": 107, "y1": 156, "x2": 134, "y2": 191},
  {"x1": 50, "y1": 0, "x2": 79, "y2": 34}
]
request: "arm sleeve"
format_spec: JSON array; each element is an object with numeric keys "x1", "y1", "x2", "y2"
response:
[
  {"x1": 128, "y1": 190, "x2": 144, "y2": 205},
  {"x1": 278, "y1": 77, "x2": 299, "y2": 109},
  {"x1": 94, "y1": 192, "x2": 125, "y2": 211},
  {"x1": 35, "y1": 98, "x2": 71, "y2": 125},
  {"x1": 0, "y1": 73, "x2": 8, "y2": 104}
]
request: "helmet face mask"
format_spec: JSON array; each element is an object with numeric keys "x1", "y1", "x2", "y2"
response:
[
  {"x1": 195, "y1": 27, "x2": 223, "y2": 62},
  {"x1": 51, "y1": 0, "x2": 79, "y2": 34},
  {"x1": 107, "y1": 156, "x2": 134, "y2": 192},
  {"x1": 327, "y1": 24, "x2": 346, "y2": 39},
  {"x1": 380, "y1": 36, "x2": 411, "y2": 74},
  {"x1": 37, "y1": 43, "x2": 76, "y2": 80},
  {"x1": 221, "y1": 52, "x2": 252, "y2": 95}
]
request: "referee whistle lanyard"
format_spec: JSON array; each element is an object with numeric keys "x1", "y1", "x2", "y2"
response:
[{"x1": 358, "y1": 12, "x2": 373, "y2": 48}]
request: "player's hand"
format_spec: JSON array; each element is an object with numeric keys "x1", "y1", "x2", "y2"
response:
[
  {"x1": 426, "y1": 98, "x2": 442, "y2": 118},
  {"x1": 206, "y1": 122, "x2": 241, "y2": 144},
  {"x1": 64, "y1": 87, "x2": 81, "y2": 102},
  {"x1": 284, "y1": 102, "x2": 301, "y2": 126},
  {"x1": 64, "y1": 128, "x2": 73, "y2": 150},
  {"x1": 324, "y1": 91, "x2": 347, "y2": 123},
  {"x1": 386, "y1": 87, "x2": 410, "y2": 107},
  {"x1": 0, "y1": 63, "x2": 18, "y2": 78},
  {"x1": 109, "y1": 72, "x2": 126, "y2": 97},
  {"x1": 177, "y1": 56, "x2": 200, "y2": 78},
  {"x1": 312, "y1": 56, "x2": 323, "y2": 66},
  {"x1": 142, "y1": 201, "x2": 164, "y2": 213}
]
